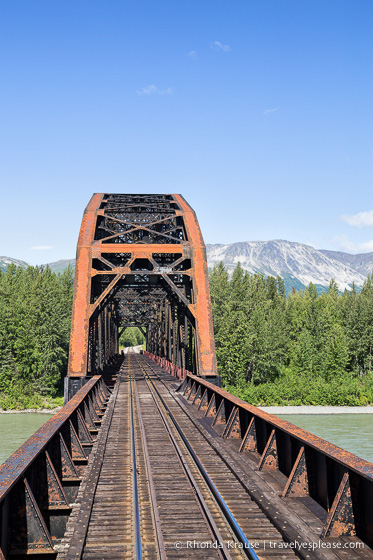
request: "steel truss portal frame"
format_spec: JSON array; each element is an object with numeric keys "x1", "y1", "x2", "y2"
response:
[{"x1": 67, "y1": 193, "x2": 218, "y2": 385}]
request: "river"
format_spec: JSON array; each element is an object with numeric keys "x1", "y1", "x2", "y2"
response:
[
  {"x1": 278, "y1": 414, "x2": 373, "y2": 463},
  {"x1": 0, "y1": 412, "x2": 372, "y2": 466},
  {"x1": 0, "y1": 413, "x2": 53, "y2": 465}
]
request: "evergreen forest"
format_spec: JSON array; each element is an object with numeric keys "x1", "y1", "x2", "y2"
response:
[
  {"x1": 210, "y1": 262, "x2": 373, "y2": 405},
  {"x1": 1, "y1": 261, "x2": 373, "y2": 408},
  {"x1": 0, "y1": 264, "x2": 74, "y2": 409}
]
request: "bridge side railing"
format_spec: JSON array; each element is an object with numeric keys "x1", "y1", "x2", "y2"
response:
[
  {"x1": 177, "y1": 373, "x2": 373, "y2": 548},
  {"x1": 144, "y1": 351, "x2": 189, "y2": 381},
  {"x1": 144, "y1": 350, "x2": 372, "y2": 548},
  {"x1": 0, "y1": 376, "x2": 110, "y2": 559}
]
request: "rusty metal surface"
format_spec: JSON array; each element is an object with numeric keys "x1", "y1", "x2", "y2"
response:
[
  {"x1": 0, "y1": 376, "x2": 109, "y2": 558},
  {"x1": 69, "y1": 194, "x2": 104, "y2": 376},
  {"x1": 0, "y1": 377, "x2": 101, "y2": 500},
  {"x1": 322, "y1": 473, "x2": 356, "y2": 537},
  {"x1": 67, "y1": 193, "x2": 218, "y2": 384},
  {"x1": 173, "y1": 194, "x2": 217, "y2": 376},
  {"x1": 184, "y1": 373, "x2": 373, "y2": 480},
  {"x1": 282, "y1": 446, "x2": 309, "y2": 497},
  {"x1": 138, "y1": 353, "x2": 369, "y2": 560},
  {"x1": 148, "y1": 352, "x2": 373, "y2": 480},
  {"x1": 144, "y1": 350, "x2": 190, "y2": 380},
  {"x1": 172, "y1": 369, "x2": 373, "y2": 547}
]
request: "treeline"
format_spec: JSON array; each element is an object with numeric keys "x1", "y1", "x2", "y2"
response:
[
  {"x1": 1, "y1": 260, "x2": 373, "y2": 409},
  {"x1": 210, "y1": 262, "x2": 373, "y2": 405},
  {"x1": 119, "y1": 327, "x2": 145, "y2": 348},
  {"x1": 0, "y1": 264, "x2": 74, "y2": 408}
]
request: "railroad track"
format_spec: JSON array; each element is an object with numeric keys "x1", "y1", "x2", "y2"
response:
[
  {"x1": 129, "y1": 352, "x2": 245, "y2": 560},
  {"x1": 129, "y1": 350, "x2": 296, "y2": 560},
  {"x1": 59, "y1": 363, "x2": 160, "y2": 559},
  {"x1": 59, "y1": 351, "x2": 297, "y2": 559}
]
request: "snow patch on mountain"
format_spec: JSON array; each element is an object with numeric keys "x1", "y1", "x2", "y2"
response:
[
  {"x1": 320, "y1": 250, "x2": 373, "y2": 277},
  {"x1": 206, "y1": 240, "x2": 367, "y2": 291},
  {"x1": 0, "y1": 256, "x2": 30, "y2": 272},
  {"x1": 2, "y1": 240, "x2": 372, "y2": 292}
]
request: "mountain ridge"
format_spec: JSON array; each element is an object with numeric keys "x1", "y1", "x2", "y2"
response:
[
  {"x1": 205, "y1": 240, "x2": 370, "y2": 292},
  {"x1": 2, "y1": 240, "x2": 373, "y2": 292},
  {"x1": 0, "y1": 256, "x2": 30, "y2": 272},
  {"x1": 320, "y1": 249, "x2": 373, "y2": 276}
]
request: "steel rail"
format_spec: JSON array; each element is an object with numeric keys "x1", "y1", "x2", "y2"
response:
[
  {"x1": 131, "y1": 354, "x2": 232, "y2": 560},
  {"x1": 136, "y1": 355, "x2": 373, "y2": 560},
  {"x1": 146, "y1": 355, "x2": 373, "y2": 549},
  {"x1": 129, "y1": 369, "x2": 142, "y2": 560},
  {"x1": 131, "y1": 356, "x2": 167, "y2": 560},
  {"x1": 134, "y1": 353, "x2": 260, "y2": 560}
]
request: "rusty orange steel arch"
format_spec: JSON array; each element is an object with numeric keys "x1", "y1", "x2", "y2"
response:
[{"x1": 67, "y1": 193, "x2": 217, "y2": 388}]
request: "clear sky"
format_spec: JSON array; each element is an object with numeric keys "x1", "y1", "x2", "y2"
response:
[{"x1": 1, "y1": 1, "x2": 372, "y2": 265}]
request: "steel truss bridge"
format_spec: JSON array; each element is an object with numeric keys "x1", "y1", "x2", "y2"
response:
[
  {"x1": 0, "y1": 194, "x2": 372, "y2": 560},
  {"x1": 67, "y1": 193, "x2": 218, "y2": 397}
]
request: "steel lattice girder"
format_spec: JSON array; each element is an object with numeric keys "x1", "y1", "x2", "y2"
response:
[{"x1": 68, "y1": 194, "x2": 217, "y2": 380}]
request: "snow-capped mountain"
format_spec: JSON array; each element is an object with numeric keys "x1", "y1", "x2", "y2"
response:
[
  {"x1": 0, "y1": 256, "x2": 29, "y2": 272},
  {"x1": 2, "y1": 240, "x2": 373, "y2": 292},
  {"x1": 206, "y1": 240, "x2": 368, "y2": 292},
  {"x1": 320, "y1": 250, "x2": 373, "y2": 277}
]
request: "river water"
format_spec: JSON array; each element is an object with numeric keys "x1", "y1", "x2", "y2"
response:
[
  {"x1": 278, "y1": 414, "x2": 373, "y2": 463},
  {"x1": 0, "y1": 412, "x2": 372, "y2": 466},
  {"x1": 0, "y1": 413, "x2": 53, "y2": 465}
]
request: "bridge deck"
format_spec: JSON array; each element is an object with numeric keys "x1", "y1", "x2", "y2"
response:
[{"x1": 57, "y1": 354, "x2": 371, "y2": 560}]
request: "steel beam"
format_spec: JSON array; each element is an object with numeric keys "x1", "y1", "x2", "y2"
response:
[{"x1": 67, "y1": 193, "x2": 218, "y2": 390}]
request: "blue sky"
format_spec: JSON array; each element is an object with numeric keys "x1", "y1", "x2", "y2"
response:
[{"x1": 1, "y1": 1, "x2": 372, "y2": 265}]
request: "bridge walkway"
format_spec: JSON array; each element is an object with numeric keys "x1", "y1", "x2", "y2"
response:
[{"x1": 57, "y1": 354, "x2": 371, "y2": 560}]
